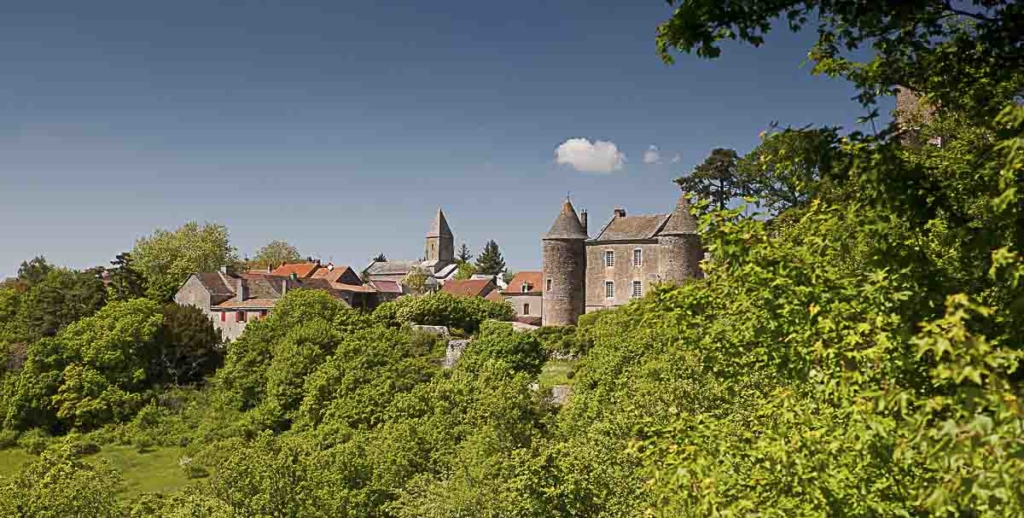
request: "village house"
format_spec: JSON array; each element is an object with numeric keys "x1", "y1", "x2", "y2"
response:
[
  {"x1": 502, "y1": 271, "x2": 542, "y2": 325},
  {"x1": 175, "y1": 262, "x2": 375, "y2": 341}
]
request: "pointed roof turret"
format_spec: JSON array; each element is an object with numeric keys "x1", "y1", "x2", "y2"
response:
[
  {"x1": 426, "y1": 208, "x2": 453, "y2": 238},
  {"x1": 544, "y1": 198, "x2": 588, "y2": 240},
  {"x1": 660, "y1": 194, "x2": 699, "y2": 235}
]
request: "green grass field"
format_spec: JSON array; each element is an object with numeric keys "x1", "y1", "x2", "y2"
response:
[
  {"x1": 539, "y1": 359, "x2": 578, "y2": 388},
  {"x1": 0, "y1": 444, "x2": 193, "y2": 499}
]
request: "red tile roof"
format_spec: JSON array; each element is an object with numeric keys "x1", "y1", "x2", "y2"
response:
[
  {"x1": 371, "y1": 280, "x2": 403, "y2": 294},
  {"x1": 504, "y1": 271, "x2": 543, "y2": 294},
  {"x1": 271, "y1": 262, "x2": 320, "y2": 278},
  {"x1": 484, "y1": 289, "x2": 504, "y2": 302},
  {"x1": 331, "y1": 282, "x2": 376, "y2": 293},
  {"x1": 442, "y1": 279, "x2": 496, "y2": 298},
  {"x1": 215, "y1": 298, "x2": 278, "y2": 309}
]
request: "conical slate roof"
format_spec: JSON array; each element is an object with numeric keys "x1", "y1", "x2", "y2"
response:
[
  {"x1": 426, "y1": 208, "x2": 453, "y2": 238},
  {"x1": 544, "y1": 199, "x2": 588, "y2": 240},
  {"x1": 660, "y1": 194, "x2": 699, "y2": 235}
]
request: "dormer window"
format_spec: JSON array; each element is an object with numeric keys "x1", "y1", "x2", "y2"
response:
[{"x1": 521, "y1": 282, "x2": 531, "y2": 293}]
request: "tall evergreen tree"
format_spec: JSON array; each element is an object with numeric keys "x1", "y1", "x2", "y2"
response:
[
  {"x1": 108, "y1": 252, "x2": 146, "y2": 302},
  {"x1": 675, "y1": 148, "x2": 745, "y2": 211},
  {"x1": 456, "y1": 243, "x2": 473, "y2": 263},
  {"x1": 372, "y1": 253, "x2": 387, "y2": 262},
  {"x1": 17, "y1": 256, "x2": 53, "y2": 286},
  {"x1": 474, "y1": 240, "x2": 506, "y2": 276}
]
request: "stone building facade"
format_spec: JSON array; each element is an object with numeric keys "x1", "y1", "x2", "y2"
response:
[
  {"x1": 503, "y1": 271, "x2": 543, "y2": 324},
  {"x1": 174, "y1": 266, "x2": 371, "y2": 341},
  {"x1": 541, "y1": 194, "x2": 703, "y2": 325}
]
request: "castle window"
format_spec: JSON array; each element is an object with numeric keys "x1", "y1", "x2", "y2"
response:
[
  {"x1": 633, "y1": 248, "x2": 643, "y2": 267},
  {"x1": 236, "y1": 311, "x2": 246, "y2": 322},
  {"x1": 604, "y1": 250, "x2": 615, "y2": 267},
  {"x1": 523, "y1": 303, "x2": 531, "y2": 315},
  {"x1": 546, "y1": 279, "x2": 552, "y2": 291},
  {"x1": 632, "y1": 280, "x2": 643, "y2": 299},
  {"x1": 605, "y1": 281, "x2": 614, "y2": 298}
]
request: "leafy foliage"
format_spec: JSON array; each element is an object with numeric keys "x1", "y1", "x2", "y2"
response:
[
  {"x1": 373, "y1": 291, "x2": 513, "y2": 334},
  {"x1": 250, "y1": 240, "x2": 302, "y2": 270},
  {"x1": 132, "y1": 221, "x2": 239, "y2": 302}
]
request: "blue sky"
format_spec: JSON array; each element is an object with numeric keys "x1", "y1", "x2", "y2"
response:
[{"x1": 0, "y1": 0, "x2": 883, "y2": 277}]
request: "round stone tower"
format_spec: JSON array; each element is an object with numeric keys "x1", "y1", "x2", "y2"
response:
[
  {"x1": 542, "y1": 198, "x2": 588, "y2": 326},
  {"x1": 658, "y1": 194, "x2": 703, "y2": 282}
]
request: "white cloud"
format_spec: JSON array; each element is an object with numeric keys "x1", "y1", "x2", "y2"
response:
[
  {"x1": 643, "y1": 145, "x2": 661, "y2": 165},
  {"x1": 670, "y1": 153, "x2": 681, "y2": 164},
  {"x1": 554, "y1": 138, "x2": 626, "y2": 173}
]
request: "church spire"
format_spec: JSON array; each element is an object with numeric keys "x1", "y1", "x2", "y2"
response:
[{"x1": 426, "y1": 207, "x2": 453, "y2": 238}]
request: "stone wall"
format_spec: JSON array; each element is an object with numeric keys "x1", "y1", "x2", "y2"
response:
[
  {"x1": 174, "y1": 275, "x2": 212, "y2": 314},
  {"x1": 657, "y1": 234, "x2": 703, "y2": 282},
  {"x1": 542, "y1": 239, "x2": 586, "y2": 326},
  {"x1": 585, "y1": 242, "x2": 661, "y2": 311},
  {"x1": 213, "y1": 310, "x2": 266, "y2": 342}
]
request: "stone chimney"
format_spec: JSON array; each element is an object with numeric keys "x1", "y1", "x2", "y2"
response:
[
  {"x1": 614, "y1": 208, "x2": 626, "y2": 218},
  {"x1": 580, "y1": 210, "x2": 588, "y2": 233},
  {"x1": 266, "y1": 264, "x2": 272, "y2": 273},
  {"x1": 220, "y1": 265, "x2": 228, "y2": 274},
  {"x1": 236, "y1": 278, "x2": 247, "y2": 303}
]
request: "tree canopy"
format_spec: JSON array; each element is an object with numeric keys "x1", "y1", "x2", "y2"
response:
[
  {"x1": 250, "y1": 240, "x2": 302, "y2": 270},
  {"x1": 675, "y1": 148, "x2": 744, "y2": 211},
  {"x1": 131, "y1": 222, "x2": 239, "y2": 302}
]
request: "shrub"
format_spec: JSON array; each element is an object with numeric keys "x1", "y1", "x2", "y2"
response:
[
  {"x1": 18, "y1": 428, "x2": 51, "y2": 455},
  {"x1": 461, "y1": 321, "x2": 546, "y2": 375},
  {"x1": 0, "y1": 429, "x2": 19, "y2": 449},
  {"x1": 373, "y1": 292, "x2": 513, "y2": 334}
]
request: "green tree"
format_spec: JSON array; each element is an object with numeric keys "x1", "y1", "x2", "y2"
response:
[
  {"x1": 132, "y1": 222, "x2": 239, "y2": 302},
  {"x1": 16, "y1": 256, "x2": 53, "y2": 286},
  {"x1": 474, "y1": 240, "x2": 506, "y2": 276},
  {"x1": 453, "y1": 262, "x2": 477, "y2": 280},
  {"x1": 456, "y1": 243, "x2": 473, "y2": 263},
  {"x1": 0, "y1": 444, "x2": 125, "y2": 517},
  {"x1": 17, "y1": 269, "x2": 107, "y2": 341},
  {"x1": 737, "y1": 126, "x2": 842, "y2": 215},
  {"x1": 251, "y1": 240, "x2": 302, "y2": 270},
  {"x1": 372, "y1": 253, "x2": 387, "y2": 262},
  {"x1": 107, "y1": 252, "x2": 147, "y2": 302},
  {"x1": 674, "y1": 148, "x2": 744, "y2": 211},
  {"x1": 402, "y1": 268, "x2": 430, "y2": 295},
  {"x1": 151, "y1": 303, "x2": 223, "y2": 386}
]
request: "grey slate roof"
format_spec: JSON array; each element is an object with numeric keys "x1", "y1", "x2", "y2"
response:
[
  {"x1": 426, "y1": 208, "x2": 453, "y2": 238},
  {"x1": 195, "y1": 273, "x2": 236, "y2": 304},
  {"x1": 660, "y1": 195, "x2": 699, "y2": 235},
  {"x1": 592, "y1": 214, "x2": 669, "y2": 242},
  {"x1": 544, "y1": 199, "x2": 588, "y2": 240},
  {"x1": 365, "y1": 260, "x2": 422, "y2": 276}
]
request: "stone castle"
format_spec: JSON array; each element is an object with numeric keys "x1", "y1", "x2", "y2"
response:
[{"x1": 541, "y1": 193, "x2": 702, "y2": 326}]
